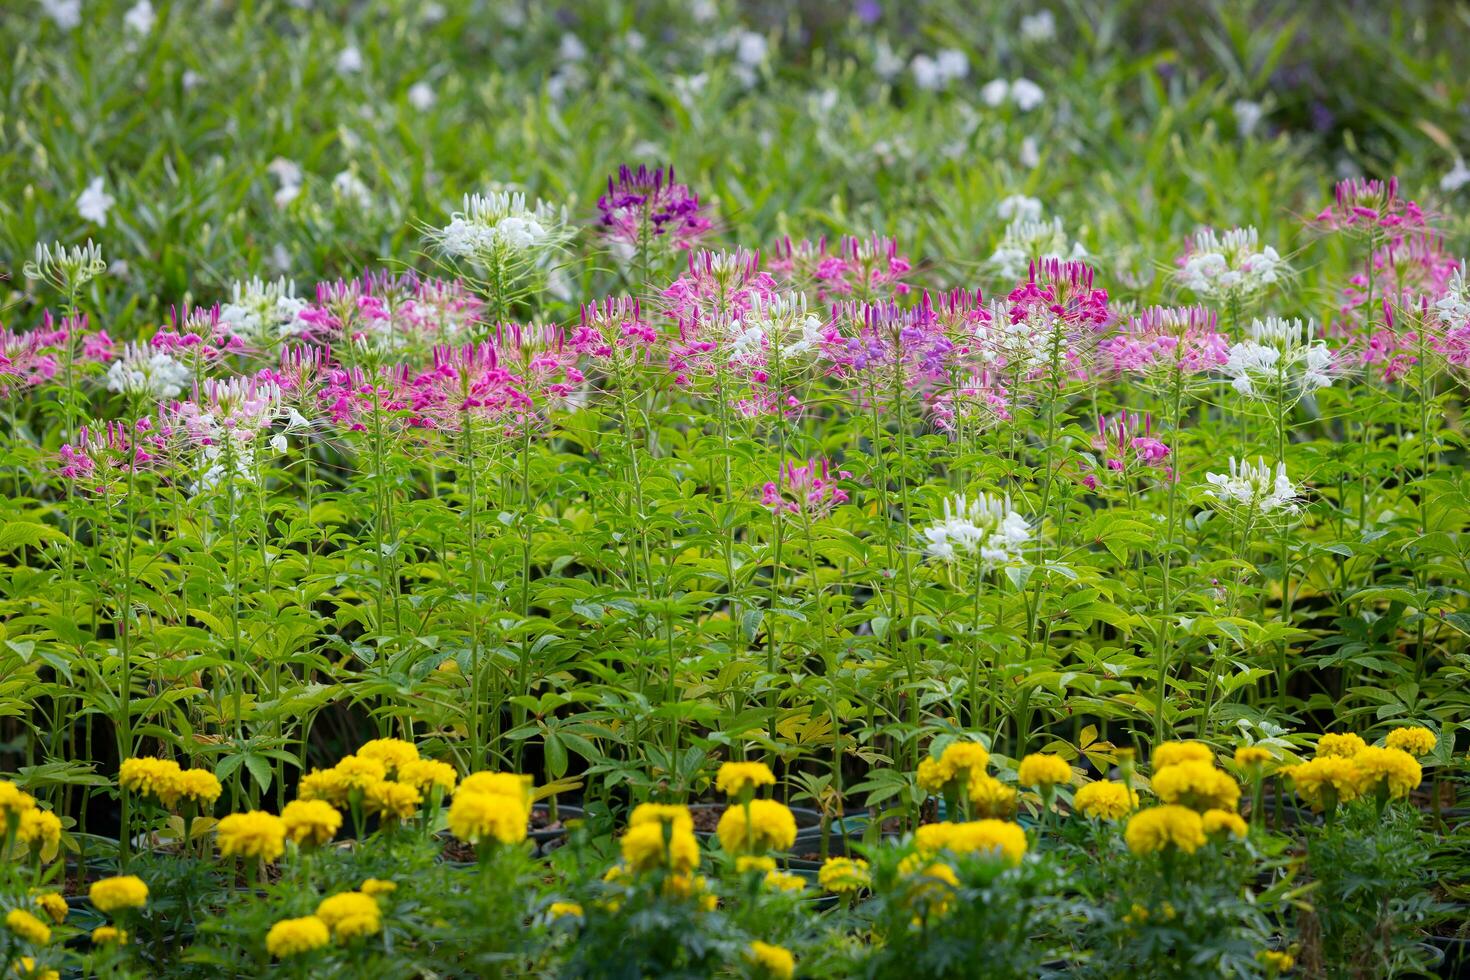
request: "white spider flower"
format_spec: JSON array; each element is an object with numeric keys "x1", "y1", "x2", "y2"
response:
[
  {"x1": 727, "y1": 293, "x2": 827, "y2": 369},
  {"x1": 105, "y1": 343, "x2": 192, "y2": 399},
  {"x1": 996, "y1": 194, "x2": 1043, "y2": 222},
  {"x1": 218, "y1": 277, "x2": 312, "y2": 346},
  {"x1": 41, "y1": 0, "x2": 81, "y2": 30},
  {"x1": 1203, "y1": 457, "x2": 1299, "y2": 516},
  {"x1": 1434, "y1": 264, "x2": 1469, "y2": 326},
  {"x1": 1010, "y1": 78, "x2": 1045, "y2": 112},
  {"x1": 1223, "y1": 317, "x2": 1337, "y2": 398},
  {"x1": 407, "y1": 80, "x2": 436, "y2": 111},
  {"x1": 431, "y1": 190, "x2": 570, "y2": 265},
  {"x1": 77, "y1": 177, "x2": 115, "y2": 226},
  {"x1": 124, "y1": 1, "x2": 155, "y2": 34},
  {"x1": 24, "y1": 239, "x2": 107, "y2": 292},
  {"x1": 331, "y1": 171, "x2": 372, "y2": 208},
  {"x1": 1177, "y1": 226, "x2": 1286, "y2": 302},
  {"x1": 335, "y1": 45, "x2": 363, "y2": 74},
  {"x1": 1020, "y1": 11, "x2": 1057, "y2": 43},
  {"x1": 988, "y1": 217, "x2": 1086, "y2": 281},
  {"x1": 919, "y1": 493, "x2": 1031, "y2": 568}
]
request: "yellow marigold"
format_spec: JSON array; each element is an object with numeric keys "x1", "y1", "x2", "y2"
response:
[
  {"x1": 916, "y1": 757, "x2": 946, "y2": 794},
  {"x1": 936, "y1": 741, "x2": 990, "y2": 783},
  {"x1": 360, "y1": 879, "x2": 396, "y2": 897},
  {"x1": 119, "y1": 757, "x2": 183, "y2": 806},
  {"x1": 11, "y1": 958, "x2": 58, "y2": 980},
  {"x1": 357, "y1": 738, "x2": 419, "y2": 775},
  {"x1": 716, "y1": 800, "x2": 797, "y2": 855},
  {"x1": 90, "y1": 926, "x2": 127, "y2": 945},
  {"x1": 447, "y1": 790, "x2": 528, "y2": 845},
  {"x1": 763, "y1": 870, "x2": 807, "y2": 893},
  {"x1": 457, "y1": 771, "x2": 533, "y2": 811},
  {"x1": 281, "y1": 799, "x2": 342, "y2": 847},
  {"x1": 548, "y1": 901, "x2": 583, "y2": 919},
  {"x1": 0, "y1": 780, "x2": 36, "y2": 821},
  {"x1": 1289, "y1": 756, "x2": 1362, "y2": 810},
  {"x1": 6, "y1": 909, "x2": 51, "y2": 945},
  {"x1": 661, "y1": 871, "x2": 714, "y2": 904},
  {"x1": 315, "y1": 892, "x2": 381, "y2": 941},
  {"x1": 175, "y1": 769, "x2": 222, "y2": 806},
  {"x1": 746, "y1": 941, "x2": 796, "y2": 979},
  {"x1": 818, "y1": 856, "x2": 871, "y2": 894},
  {"x1": 901, "y1": 860, "x2": 960, "y2": 920},
  {"x1": 1316, "y1": 732, "x2": 1366, "y2": 759},
  {"x1": 620, "y1": 822, "x2": 700, "y2": 874},
  {"x1": 1234, "y1": 746, "x2": 1273, "y2": 768},
  {"x1": 1257, "y1": 949, "x2": 1295, "y2": 973},
  {"x1": 266, "y1": 915, "x2": 330, "y2": 957},
  {"x1": 332, "y1": 755, "x2": 388, "y2": 792},
  {"x1": 1353, "y1": 747, "x2": 1422, "y2": 800},
  {"x1": 964, "y1": 772, "x2": 1017, "y2": 818},
  {"x1": 1202, "y1": 809, "x2": 1248, "y2": 838},
  {"x1": 1384, "y1": 726, "x2": 1436, "y2": 758},
  {"x1": 1124, "y1": 805, "x2": 1207, "y2": 856},
  {"x1": 1150, "y1": 761, "x2": 1240, "y2": 812},
  {"x1": 17, "y1": 809, "x2": 62, "y2": 860},
  {"x1": 89, "y1": 875, "x2": 148, "y2": 913},
  {"x1": 1153, "y1": 741, "x2": 1214, "y2": 770},
  {"x1": 629, "y1": 802, "x2": 694, "y2": 833},
  {"x1": 715, "y1": 761, "x2": 776, "y2": 798},
  {"x1": 216, "y1": 811, "x2": 287, "y2": 863},
  {"x1": 917, "y1": 819, "x2": 1027, "y2": 866},
  {"x1": 1017, "y1": 753, "x2": 1072, "y2": 789},
  {"x1": 736, "y1": 855, "x2": 777, "y2": 874},
  {"x1": 397, "y1": 759, "x2": 458, "y2": 794},
  {"x1": 364, "y1": 780, "x2": 422, "y2": 822},
  {"x1": 1073, "y1": 780, "x2": 1138, "y2": 820},
  {"x1": 31, "y1": 893, "x2": 66, "y2": 925},
  {"x1": 297, "y1": 767, "x2": 351, "y2": 806}
]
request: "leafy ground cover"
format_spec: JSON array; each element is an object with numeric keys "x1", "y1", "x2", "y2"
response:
[{"x1": 2, "y1": 1, "x2": 1470, "y2": 977}]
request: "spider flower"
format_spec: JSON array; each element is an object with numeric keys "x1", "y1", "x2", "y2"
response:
[
  {"x1": 596, "y1": 164, "x2": 712, "y2": 250},
  {"x1": 918, "y1": 492, "x2": 1030, "y2": 568},
  {"x1": 761, "y1": 458, "x2": 851, "y2": 519},
  {"x1": 1202, "y1": 457, "x2": 1298, "y2": 517},
  {"x1": 1176, "y1": 226, "x2": 1286, "y2": 303},
  {"x1": 1314, "y1": 176, "x2": 1426, "y2": 235}
]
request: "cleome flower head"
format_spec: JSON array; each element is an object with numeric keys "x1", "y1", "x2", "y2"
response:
[
  {"x1": 1176, "y1": 226, "x2": 1287, "y2": 303},
  {"x1": 1203, "y1": 457, "x2": 1299, "y2": 518},
  {"x1": 918, "y1": 492, "x2": 1030, "y2": 568},
  {"x1": 431, "y1": 190, "x2": 569, "y2": 263}
]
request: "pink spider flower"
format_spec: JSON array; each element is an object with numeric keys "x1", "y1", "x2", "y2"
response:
[
  {"x1": 1314, "y1": 176, "x2": 1427, "y2": 235},
  {"x1": 761, "y1": 458, "x2": 852, "y2": 520},
  {"x1": 928, "y1": 369, "x2": 1013, "y2": 435},
  {"x1": 1338, "y1": 234, "x2": 1459, "y2": 326},
  {"x1": 0, "y1": 327, "x2": 62, "y2": 392},
  {"x1": 768, "y1": 234, "x2": 912, "y2": 301},
  {"x1": 827, "y1": 300, "x2": 952, "y2": 392},
  {"x1": 397, "y1": 277, "x2": 485, "y2": 342},
  {"x1": 597, "y1": 164, "x2": 713, "y2": 250},
  {"x1": 319, "y1": 363, "x2": 413, "y2": 432},
  {"x1": 151, "y1": 303, "x2": 247, "y2": 372},
  {"x1": 1087, "y1": 412, "x2": 1172, "y2": 488},
  {"x1": 1099, "y1": 306, "x2": 1228, "y2": 377},
  {"x1": 572, "y1": 297, "x2": 657, "y2": 362},
  {"x1": 56, "y1": 417, "x2": 161, "y2": 492}
]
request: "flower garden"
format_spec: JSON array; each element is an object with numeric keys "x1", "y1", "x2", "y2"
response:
[{"x1": 2, "y1": 1, "x2": 1470, "y2": 977}]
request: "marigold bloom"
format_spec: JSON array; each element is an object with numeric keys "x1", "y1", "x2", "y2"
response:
[
  {"x1": 746, "y1": 940, "x2": 796, "y2": 979},
  {"x1": 1202, "y1": 809, "x2": 1248, "y2": 838},
  {"x1": 620, "y1": 822, "x2": 700, "y2": 874},
  {"x1": 397, "y1": 759, "x2": 458, "y2": 794},
  {"x1": 967, "y1": 772, "x2": 1019, "y2": 818},
  {"x1": 1125, "y1": 805, "x2": 1207, "y2": 856},
  {"x1": 1151, "y1": 741, "x2": 1212, "y2": 769},
  {"x1": 1316, "y1": 732, "x2": 1366, "y2": 759},
  {"x1": 297, "y1": 767, "x2": 351, "y2": 806},
  {"x1": 31, "y1": 893, "x2": 67, "y2": 925},
  {"x1": 1234, "y1": 746, "x2": 1273, "y2": 768},
  {"x1": 0, "y1": 780, "x2": 37, "y2": 820},
  {"x1": 357, "y1": 738, "x2": 419, "y2": 775},
  {"x1": 281, "y1": 799, "x2": 342, "y2": 847},
  {"x1": 266, "y1": 916, "x2": 330, "y2": 958},
  {"x1": 17, "y1": 809, "x2": 62, "y2": 859},
  {"x1": 716, "y1": 800, "x2": 797, "y2": 855},
  {"x1": 364, "y1": 780, "x2": 422, "y2": 822},
  {"x1": 448, "y1": 790, "x2": 528, "y2": 846},
  {"x1": 1257, "y1": 949, "x2": 1295, "y2": 974},
  {"x1": 1150, "y1": 761, "x2": 1241, "y2": 812},
  {"x1": 1384, "y1": 726, "x2": 1436, "y2": 757},
  {"x1": 1353, "y1": 747, "x2": 1422, "y2": 800},
  {"x1": 1017, "y1": 753, "x2": 1072, "y2": 789},
  {"x1": 629, "y1": 802, "x2": 694, "y2": 833},
  {"x1": 360, "y1": 878, "x2": 396, "y2": 897},
  {"x1": 916, "y1": 757, "x2": 946, "y2": 794},
  {"x1": 89, "y1": 875, "x2": 149, "y2": 913},
  {"x1": 1287, "y1": 757, "x2": 1362, "y2": 811},
  {"x1": 332, "y1": 755, "x2": 389, "y2": 791},
  {"x1": 175, "y1": 769, "x2": 223, "y2": 806},
  {"x1": 1073, "y1": 780, "x2": 1138, "y2": 820},
  {"x1": 818, "y1": 856, "x2": 871, "y2": 894},
  {"x1": 900, "y1": 860, "x2": 961, "y2": 920},
  {"x1": 763, "y1": 870, "x2": 806, "y2": 893},
  {"x1": 10, "y1": 958, "x2": 58, "y2": 980},
  {"x1": 935, "y1": 741, "x2": 990, "y2": 782},
  {"x1": 457, "y1": 771, "x2": 533, "y2": 810},
  {"x1": 118, "y1": 757, "x2": 183, "y2": 806},
  {"x1": 915, "y1": 819, "x2": 1028, "y2": 866},
  {"x1": 216, "y1": 811, "x2": 287, "y2": 863},
  {"x1": 6, "y1": 908, "x2": 51, "y2": 945},
  {"x1": 315, "y1": 892, "x2": 381, "y2": 941},
  {"x1": 736, "y1": 855, "x2": 777, "y2": 874},
  {"x1": 91, "y1": 926, "x2": 127, "y2": 945},
  {"x1": 715, "y1": 761, "x2": 776, "y2": 798},
  {"x1": 548, "y1": 901, "x2": 583, "y2": 919}
]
